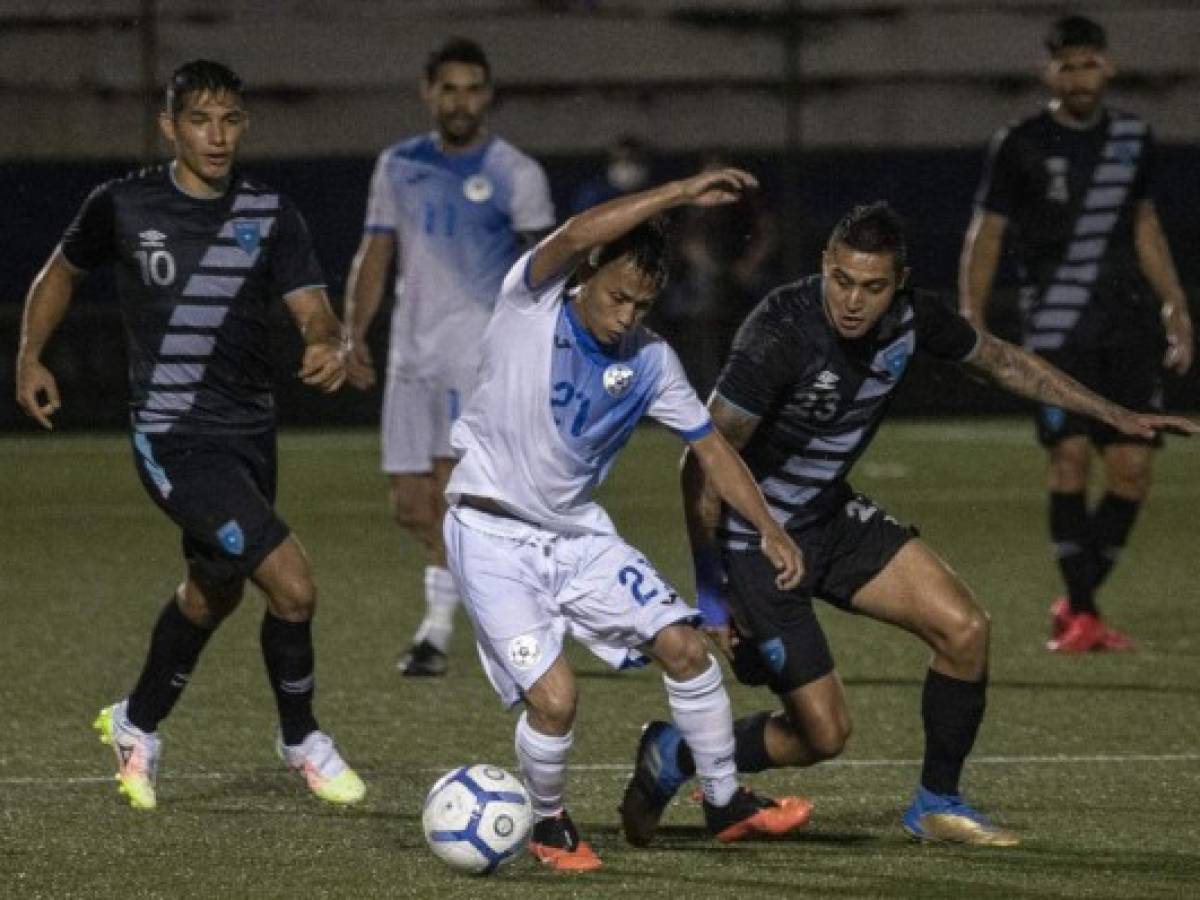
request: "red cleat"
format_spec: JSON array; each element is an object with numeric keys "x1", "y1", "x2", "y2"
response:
[
  {"x1": 528, "y1": 811, "x2": 602, "y2": 873},
  {"x1": 1046, "y1": 612, "x2": 1107, "y2": 653},
  {"x1": 704, "y1": 788, "x2": 813, "y2": 843},
  {"x1": 1100, "y1": 623, "x2": 1136, "y2": 651},
  {"x1": 1049, "y1": 596, "x2": 1074, "y2": 640}
]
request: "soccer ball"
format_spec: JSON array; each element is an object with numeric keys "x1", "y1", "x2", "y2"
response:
[{"x1": 422, "y1": 764, "x2": 532, "y2": 875}]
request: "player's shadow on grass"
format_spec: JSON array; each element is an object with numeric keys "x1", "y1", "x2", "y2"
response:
[
  {"x1": 648, "y1": 824, "x2": 877, "y2": 848},
  {"x1": 844, "y1": 676, "x2": 1200, "y2": 696}
]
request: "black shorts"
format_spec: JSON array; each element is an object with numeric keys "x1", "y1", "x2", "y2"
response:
[
  {"x1": 722, "y1": 492, "x2": 916, "y2": 694},
  {"x1": 130, "y1": 429, "x2": 290, "y2": 584},
  {"x1": 1033, "y1": 311, "x2": 1166, "y2": 449}
]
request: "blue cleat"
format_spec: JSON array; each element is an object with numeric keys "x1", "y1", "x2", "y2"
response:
[
  {"x1": 903, "y1": 785, "x2": 1020, "y2": 847},
  {"x1": 619, "y1": 720, "x2": 690, "y2": 846}
]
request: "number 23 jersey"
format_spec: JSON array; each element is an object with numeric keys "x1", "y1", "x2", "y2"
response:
[
  {"x1": 59, "y1": 164, "x2": 325, "y2": 435},
  {"x1": 447, "y1": 251, "x2": 713, "y2": 536},
  {"x1": 714, "y1": 275, "x2": 978, "y2": 546}
]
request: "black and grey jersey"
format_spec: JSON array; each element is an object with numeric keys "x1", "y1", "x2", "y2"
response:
[
  {"x1": 714, "y1": 276, "x2": 978, "y2": 547},
  {"x1": 59, "y1": 164, "x2": 326, "y2": 434},
  {"x1": 975, "y1": 108, "x2": 1155, "y2": 352}
]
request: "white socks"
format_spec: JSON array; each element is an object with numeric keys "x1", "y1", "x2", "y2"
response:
[
  {"x1": 664, "y1": 656, "x2": 737, "y2": 807},
  {"x1": 515, "y1": 711, "x2": 573, "y2": 820},
  {"x1": 412, "y1": 566, "x2": 458, "y2": 651}
]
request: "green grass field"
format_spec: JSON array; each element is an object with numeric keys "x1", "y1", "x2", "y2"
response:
[{"x1": 1, "y1": 421, "x2": 1198, "y2": 899}]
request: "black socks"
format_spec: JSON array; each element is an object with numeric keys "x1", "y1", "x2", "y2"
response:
[
  {"x1": 126, "y1": 598, "x2": 213, "y2": 733},
  {"x1": 260, "y1": 612, "x2": 319, "y2": 746},
  {"x1": 919, "y1": 668, "x2": 987, "y2": 797}
]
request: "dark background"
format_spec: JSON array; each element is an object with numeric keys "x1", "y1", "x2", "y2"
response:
[{"x1": 4, "y1": 145, "x2": 1198, "y2": 430}]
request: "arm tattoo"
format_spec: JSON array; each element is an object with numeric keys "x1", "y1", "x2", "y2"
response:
[{"x1": 966, "y1": 333, "x2": 1121, "y2": 423}]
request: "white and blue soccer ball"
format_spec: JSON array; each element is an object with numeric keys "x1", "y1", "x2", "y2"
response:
[{"x1": 422, "y1": 764, "x2": 532, "y2": 875}]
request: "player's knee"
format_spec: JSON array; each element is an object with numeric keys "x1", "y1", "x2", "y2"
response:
[
  {"x1": 1105, "y1": 462, "x2": 1151, "y2": 499},
  {"x1": 180, "y1": 578, "x2": 243, "y2": 627},
  {"x1": 944, "y1": 606, "x2": 990, "y2": 667},
  {"x1": 527, "y1": 683, "x2": 577, "y2": 733},
  {"x1": 267, "y1": 572, "x2": 318, "y2": 621},
  {"x1": 1047, "y1": 444, "x2": 1090, "y2": 492},
  {"x1": 807, "y1": 717, "x2": 851, "y2": 762},
  {"x1": 652, "y1": 625, "x2": 710, "y2": 681}
]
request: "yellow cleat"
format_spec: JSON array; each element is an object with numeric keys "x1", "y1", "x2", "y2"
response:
[
  {"x1": 93, "y1": 701, "x2": 161, "y2": 811},
  {"x1": 277, "y1": 730, "x2": 366, "y2": 806},
  {"x1": 902, "y1": 787, "x2": 1019, "y2": 847}
]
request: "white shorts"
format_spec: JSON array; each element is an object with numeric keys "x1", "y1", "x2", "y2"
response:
[
  {"x1": 444, "y1": 505, "x2": 698, "y2": 708},
  {"x1": 381, "y1": 366, "x2": 478, "y2": 474}
]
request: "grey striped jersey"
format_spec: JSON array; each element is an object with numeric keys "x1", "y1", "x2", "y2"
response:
[
  {"x1": 976, "y1": 108, "x2": 1155, "y2": 352},
  {"x1": 714, "y1": 276, "x2": 978, "y2": 548},
  {"x1": 59, "y1": 165, "x2": 325, "y2": 434}
]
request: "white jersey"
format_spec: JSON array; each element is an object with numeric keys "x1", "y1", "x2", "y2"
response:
[
  {"x1": 365, "y1": 134, "x2": 555, "y2": 378},
  {"x1": 447, "y1": 251, "x2": 713, "y2": 535}
]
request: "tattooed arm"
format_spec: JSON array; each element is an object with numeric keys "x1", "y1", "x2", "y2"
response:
[{"x1": 965, "y1": 332, "x2": 1198, "y2": 439}]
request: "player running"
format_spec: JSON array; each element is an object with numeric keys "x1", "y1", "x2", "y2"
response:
[
  {"x1": 15, "y1": 60, "x2": 364, "y2": 810},
  {"x1": 443, "y1": 168, "x2": 813, "y2": 872},
  {"x1": 619, "y1": 202, "x2": 1196, "y2": 848},
  {"x1": 343, "y1": 38, "x2": 555, "y2": 676},
  {"x1": 960, "y1": 15, "x2": 1195, "y2": 652}
]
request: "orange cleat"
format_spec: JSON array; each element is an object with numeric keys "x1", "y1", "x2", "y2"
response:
[
  {"x1": 1049, "y1": 596, "x2": 1074, "y2": 641},
  {"x1": 704, "y1": 787, "x2": 813, "y2": 843},
  {"x1": 528, "y1": 811, "x2": 602, "y2": 872}
]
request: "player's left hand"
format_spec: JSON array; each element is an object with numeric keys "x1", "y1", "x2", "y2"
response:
[
  {"x1": 299, "y1": 341, "x2": 347, "y2": 393},
  {"x1": 1110, "y1": 410, "x2": 1200, "y2": 439},
  {"x1": 760, "y1": 523, "x2": 804, "y2": 590},
  {"x1": 1162, "y1": 303, "x2": 1194, "y2": 375}
]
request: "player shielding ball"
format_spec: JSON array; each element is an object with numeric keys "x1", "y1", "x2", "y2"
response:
[
  {"x1": 619, "y1": 202, "x2": 1196, "y2": 848},
  {"x1": 960, "y1": 15, "x2": 1195, "y2": 652},
  {"x1": 15, "y1": 60, "x2": 364, "y2": 809},
  {"x1": 343, "y1": 38, "x2": 555, "y2": 677},
  {"x1": 443, "y1": 169, "x2": 813, "y2": 872}
]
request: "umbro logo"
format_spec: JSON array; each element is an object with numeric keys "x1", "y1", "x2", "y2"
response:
[
  {"x1": 814, "y1": 369, "x2": 840, "y2": 390},
  {"x1": 555, "y1": 337, "x2": 572, "y2": 349},
  {"x1": 138, "y1": 229, "x2": 167, "y2": 247}
]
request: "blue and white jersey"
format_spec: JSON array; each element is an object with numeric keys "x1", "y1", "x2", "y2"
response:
[
  {"x1": 447, "y1": 251, "x2": 713, "y2": 535},
  {"x1": 365, "y1": 134, "x2": 554, "y2": 377}
]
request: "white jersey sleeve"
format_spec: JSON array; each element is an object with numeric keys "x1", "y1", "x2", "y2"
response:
[
  {"x1": 509, "y1": 157, "x2": 555, "y2": 234},
  {"x1": 363, "y1": 150, "x2": 397, "y2": 232},
  {"x1": 499, "y1": 249, "x2": 569, "y2": 312},
  {"x1": 648, "y1": 342, "x2": 713, "y2": 441}
]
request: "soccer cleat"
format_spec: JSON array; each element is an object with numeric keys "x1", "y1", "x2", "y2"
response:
[
  {"x1": 1049, "y1": 596, "x2": 1074, "y2": 641},
  {"x1": 703, "y1": 787, "x2": 813, "y2": 843},
  {"x1": 277, "y1": 730, "x2": 366, "y2": 805},
  {"x1": 93, "y1": 700, "x2": 161, "y2": 811},
  {"x1": 528, "y1": 810, "x2": 602, "y2": 872},
  {"x1": 1046, "y1": 611, "x2": 1108, "y2": 653},
  {"x1": 619, "y1": 720, "x2": 691, "y2": 847},
  {"x1": 1100, "y1": 622, "x2": 1136, "y2": 651},
  {"x1": 903, "y1": 785, "x2": 1020, "y2": 847},
  {"x1": 397, "y1": 640, "x2": 448, "y2": 677}
]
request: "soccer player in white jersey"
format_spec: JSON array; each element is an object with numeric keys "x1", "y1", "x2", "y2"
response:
[
  {"x1": 443, "y1": 167, "x2": 814, "y2": 871},
  {"x1": 343, "y1": 38, "x2": 555, "y2": 675}
]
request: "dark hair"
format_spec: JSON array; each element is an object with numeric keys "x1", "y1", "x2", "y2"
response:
[
  {"x1": 827, "y1": 201, "x2": 907, "y2": 270},
  {"x1": 594, "y1": 215, "x2": 673, "y2": 293},
  {"x1": 165, "y1": 60, "x2": 243, "y2": 117},
  {"x1": 425, "y1": 37, "x2": 491, "y2": 83},
  {"x1": 1045, "y1": 15, "x2": 1107, "y2": 54}
]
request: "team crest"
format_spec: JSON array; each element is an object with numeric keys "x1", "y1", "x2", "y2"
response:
[
  {"x1": 603, "y1": 363, "x2": 635, "y2": 398},
  {"x1": 463, "y1": 175, "x2": 493, "y2": 203},
  {"x1": 758, "y1": 637, "x2": 787, "y2": 675},
  {"x1": 233, "y1": 220, "x2": 261, "y2": 254},
  {"x1": 883, "y1": 345, "x2": 910, "y2": 377},
  {"x1": 1042, "y1": 406, "x2": 1066, "y2": 432},
  {"x1": 508, "y1": 635, "x2": 542, "y2": 670},
  {"x1": 216, "y1": 520, "x2": 245, "y2": 556}
]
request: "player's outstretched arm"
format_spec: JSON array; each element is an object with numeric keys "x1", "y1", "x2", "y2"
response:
[
  {"x1": 965, "y1": 331, "x2": 1200, "y2": 439},
  {"x1": 341, "y1": 232, "x2": 395, "y2": 390},
  {"x1": 16, "y1": 249, "x2": 81, "y2": 430},
  {"x1": 526, "y1": 168, "x2": 759, "y2": 289},
  {"x1": 687, "y1": 400, "x2": 803, "y2": 592},
  {"x1": 285, "y1": 287, "x2": 348, "y2": 394},
  {"x1": 958, "y1": 209, "x2": 1007, "y2": 331},
  {"x1": 1134, "y1": 199, "x2": 1194, "y2": 375}
]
